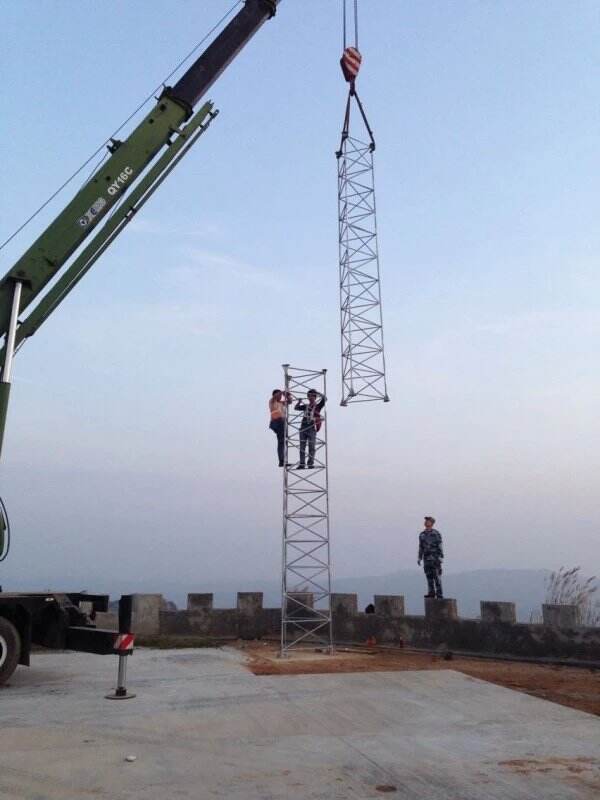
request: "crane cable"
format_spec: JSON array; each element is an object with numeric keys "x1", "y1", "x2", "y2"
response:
[
  {"x1": 342, "y1": 0, "x2": 359, "y2": 51},
  {"x1": 0, "y1": 0, "x2": 243, "y2": 254}
]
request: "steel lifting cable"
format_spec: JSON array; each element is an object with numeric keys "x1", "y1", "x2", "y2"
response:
[
  {"x1": 342, "y1": 0, "x2": 359, "y2": 51},
  {"x1": 0, "y1": 0, "x2": 243, "y2": 254}
]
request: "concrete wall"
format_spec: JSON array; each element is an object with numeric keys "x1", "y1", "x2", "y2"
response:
[
  {"x1": 159, "y1": 592, "x2": 281, "y2": 641},
  {"x1": 106, "y1": 592, "x2": 600, "y2": 662},
  {"x1": 329, "y1": 595, "x2": 600, "y2": 661}
]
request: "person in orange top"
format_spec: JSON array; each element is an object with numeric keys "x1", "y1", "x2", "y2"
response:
[{"x1": 269, "y1": 389, "x2": 291, "y2": 467}]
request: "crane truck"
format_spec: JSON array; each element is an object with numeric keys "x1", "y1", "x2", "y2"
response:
[{"x1": 0, "y1": 0, "x2": 282, "y2": 685}]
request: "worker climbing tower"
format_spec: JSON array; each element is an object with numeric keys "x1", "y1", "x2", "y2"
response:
[
  {"x1": 337, "y1": 0, "x2": 389, "y2": 406},
  {"x1": 280, "y1": 364, "x2": 333, "y2": 655}
]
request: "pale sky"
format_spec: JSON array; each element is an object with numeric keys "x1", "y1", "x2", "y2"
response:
[{"x1": 1, "y1": 0, "x2": 599, "y2": 593}]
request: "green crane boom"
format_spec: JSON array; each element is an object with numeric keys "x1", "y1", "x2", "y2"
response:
[{"x1": 0, "y1": 0, "x2": 280, "y2": 466}]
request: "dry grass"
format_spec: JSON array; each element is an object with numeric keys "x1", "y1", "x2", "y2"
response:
[{"x1": 532, "y1": 566, "x2": 600, "y2": 626}]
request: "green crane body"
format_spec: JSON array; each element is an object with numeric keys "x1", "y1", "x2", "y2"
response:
[{"x1": 0, "y1": 0, "x2": 281, "y2": 559}]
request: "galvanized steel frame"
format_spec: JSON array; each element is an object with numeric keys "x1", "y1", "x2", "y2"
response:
[
  {"x1": 280, "y1": 364, "x2": 333, "y2": 655},
  {"x1": 337, "y1": 130, "x2": 389, "y2": 405}
]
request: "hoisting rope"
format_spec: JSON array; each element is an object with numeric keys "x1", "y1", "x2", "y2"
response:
[
  {"x1": 342, "y1": 0, "x2": 358, "y2": 51},
  {"x1": 337, "y1": 0, "x2": 375, "y2": 156},
  {"x1": 0, "y1": 0, "x2": 243, "y2": 254}
]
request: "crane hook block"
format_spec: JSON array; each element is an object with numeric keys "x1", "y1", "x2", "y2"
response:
[{"x1": 340, "y1": 47, "x2": 362, "y2": 83}]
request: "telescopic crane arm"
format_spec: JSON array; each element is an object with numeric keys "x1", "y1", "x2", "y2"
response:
[{"x1": 0, "y1": 0, "x2": 280, "y2": 458}]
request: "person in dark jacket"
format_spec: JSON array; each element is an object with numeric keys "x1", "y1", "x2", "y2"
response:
[
  {"x1": 294, "y1": 389, "x2": 325, "y2": 469},
  {"x1": 418, "y1": 516, "x2": 444, "y2": 599}
]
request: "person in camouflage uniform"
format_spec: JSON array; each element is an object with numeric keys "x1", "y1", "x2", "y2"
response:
[{"x1": 418, "y1": 516, "x2": 444, "y2": 599}]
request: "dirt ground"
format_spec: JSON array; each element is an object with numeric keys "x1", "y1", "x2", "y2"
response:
[{"x1": 241, "y1": 642, "x2": 600, "y2": 717}]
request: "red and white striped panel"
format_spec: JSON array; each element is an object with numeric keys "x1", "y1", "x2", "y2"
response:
[
  {"x1": 114, "y1": 633, "x2": 135, "y2": 652},
  {"x1": 341, "y1": 46, "x2": 362, "y2": 81}
]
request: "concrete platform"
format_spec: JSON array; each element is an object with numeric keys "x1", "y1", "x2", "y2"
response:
[{"x1": 1, "y1": 648, "x2": 598, "y2": 799}]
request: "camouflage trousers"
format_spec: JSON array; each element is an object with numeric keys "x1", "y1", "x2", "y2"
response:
[{"x1": 423, "y1": 559, "x2": 443, "y2": 597}]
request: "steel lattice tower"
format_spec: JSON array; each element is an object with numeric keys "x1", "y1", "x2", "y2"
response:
[
  {"x1": 337, "y1": 33, "x2": 389, "y2": 405},
  {"x1": 280, "y1": 364, "x2": 333, "y2": 655}
]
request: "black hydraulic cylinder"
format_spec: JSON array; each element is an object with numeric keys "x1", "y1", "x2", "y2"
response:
[
  {"x1": 0, "y1": 382, "x2": 10, "y2": 462},
  {"x1": 119, "y1": 594, "x2": 133, "y2": 634},
  {"x1": 170, "y1": 0, "x2": 279, "y2": 110}
]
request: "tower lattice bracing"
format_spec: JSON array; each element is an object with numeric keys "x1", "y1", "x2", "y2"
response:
[
  {"x1": 338, "y1": 131, "x2": 389, "y2": 405},
  {"x1": 336, "y1": 4, "x2": 389, "y2": 406},
  {"x1": 280, "y1": 364, "x2": 333, "y2": 655}
]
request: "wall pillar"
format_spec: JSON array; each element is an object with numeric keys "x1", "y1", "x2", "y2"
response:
[
  {"x1": 131, "y1": 593, "x2": 163, "y2": 636},
  {"x1": 543, "y1": 603, "x2": 581, "y2": 628},
  {"x1": 187, "y1": 593, "x2": 213, "y2": 611},
  {"x1": 481, "y1": 601, "x2": 517, "y2": 624},
  {"x1": 374, "y1": 595, "x2": 405, "y2": 617},
  {"x1": 330, "y1": 593, "x2": 358, "y2": 615},
  {"x1": 286, "y1": 592, "x2": 314, "y2": 617},
  {"x1": 237, "y1": 592, "x2": 264, "y2": 639},
  {"x1": 237, "y1": 592, "x2": 263, "y2": 614},
  {"x1": 425, "y1": 597, "x2": 458, "y2": 621}
]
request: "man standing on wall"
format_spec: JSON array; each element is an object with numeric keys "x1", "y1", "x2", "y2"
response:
[{"x1": 418, "y1": 516, "x2": 444, "y2": 599}]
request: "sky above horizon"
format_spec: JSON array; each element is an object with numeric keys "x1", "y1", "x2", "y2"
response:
[{"x1": 1, "y1": 0, "x2": 600, "y2": 593}]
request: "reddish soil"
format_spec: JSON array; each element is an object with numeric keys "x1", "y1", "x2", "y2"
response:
[
  {"x1": 242, "y1": 642, "x2": 600, "y2": 717},
  {"x1": 498, "y1": 757, "x2": 600, "y2": 792}
]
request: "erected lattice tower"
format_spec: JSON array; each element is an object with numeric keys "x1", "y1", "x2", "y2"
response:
[
  {"x1": 337, "y1": 1, "x2": 389, "y2": 406},
  {"x1": 280, "y1": 364, "x2": 333, "y2": 655}
]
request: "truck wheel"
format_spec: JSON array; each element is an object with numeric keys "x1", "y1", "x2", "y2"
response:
[{"x1": 0, "y1": 617, "x2": 21, "y2": 684}]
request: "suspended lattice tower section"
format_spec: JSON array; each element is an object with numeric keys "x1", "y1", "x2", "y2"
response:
[
  {"x1": 280, "y1": 364, "x2": 333, "y2": 656},
  {"x1": 337, "y1": 43, "x2": 389, "y2": 406}
]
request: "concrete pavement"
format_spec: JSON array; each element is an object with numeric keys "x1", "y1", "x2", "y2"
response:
[{"x1": 1, "y1": 647, "x2": 598, "y2": 799}]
